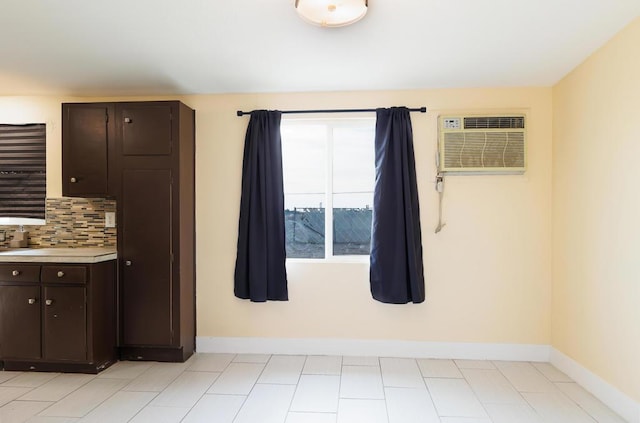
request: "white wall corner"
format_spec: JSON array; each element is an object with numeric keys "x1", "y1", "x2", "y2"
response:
[
  {"x1": 196, "y1": 336, "x2": 551, "y2": 362},
  {"x1": 550, "y1": 348, "x2": 640, "y2": 423}
]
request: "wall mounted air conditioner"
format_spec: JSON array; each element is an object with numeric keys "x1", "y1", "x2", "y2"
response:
[{"x1": 438, "y1": 115, "x2": 526, "y2": 174}]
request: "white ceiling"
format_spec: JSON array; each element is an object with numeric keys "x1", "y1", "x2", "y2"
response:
[{"x1": 1, "y1": 0, "x2": 639, "y2": 96}]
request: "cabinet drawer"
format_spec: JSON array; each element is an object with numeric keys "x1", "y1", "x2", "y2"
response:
[
  {"x1": 0, "y1": 264, "x2": 40, "y2": 283},
  {"x1": 41, "y1": 266, "x2": 87, "y2": 284}
]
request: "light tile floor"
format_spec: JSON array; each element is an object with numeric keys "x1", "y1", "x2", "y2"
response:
[{"x1": 0, "y1": 354, "x2": 629, "y2": 423}]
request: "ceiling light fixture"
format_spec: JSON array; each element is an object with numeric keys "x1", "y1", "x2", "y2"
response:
[{"x1": 295, "y1": 0, "x2": 368, "y2": 28}]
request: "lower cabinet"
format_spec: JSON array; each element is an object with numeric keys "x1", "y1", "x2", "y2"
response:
[
  {"x1": 0, "y1": 260, "x2": 116, "y2": 374},
  {"x1": 0, "y1": 285, "x2": 41, "y2": 359},
  {"x1": 43, "y1": 286, "x2": 87, "y2": 362}
]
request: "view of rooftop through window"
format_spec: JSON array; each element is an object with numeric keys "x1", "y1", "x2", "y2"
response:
[{"x1": 281, "y1": 119, "x2": 375, "y2": 259}]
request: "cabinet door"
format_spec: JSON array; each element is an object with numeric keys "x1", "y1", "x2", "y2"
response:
[
  {"x1": 62, "y1": 104, "x2": 111, "y2": 197},
  {"x1": 43, "y1": 286, "x2": 87, "y2": 361},
  {"x1": 121, "y1": 169, "x2": 173, "y2": 346},
  {"x1": 119, "y1": 104, "x2": 172, "y2": 156},
  {"x1": 0, "y1": 285, "x2": 41, "y2": 359}
]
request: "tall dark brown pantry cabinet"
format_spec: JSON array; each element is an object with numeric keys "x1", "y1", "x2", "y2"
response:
[
  {"x1": 116, "y1": 102, "x2": 195, "y2": 362},
  {"x1": 62, "y1": 101, "x2": 196, "y2": 363}
]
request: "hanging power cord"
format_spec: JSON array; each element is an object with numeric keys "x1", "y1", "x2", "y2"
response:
[
  {"x1": 434, "y1": 152, "x2": 446, "y2": 233},
  {"x1": 435, "y1": 173, "x2": 446, "y2": 233}
]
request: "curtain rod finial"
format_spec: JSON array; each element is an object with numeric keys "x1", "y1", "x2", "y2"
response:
[
  {"x1": 236, "y1": 111, "x2": 244, "y2": 117},
  {"x1": 420, "y1": 107, "x2": 427, "y2": 113}
]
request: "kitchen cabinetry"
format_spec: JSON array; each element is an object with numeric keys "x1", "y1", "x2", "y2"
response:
[
  {"x1": 62, "y1": 103, "x2": 116, "y2": 197},
  {"x1": 43, "y1": 286, "x2": 87, "y2": 361},
  {"x1": 0, "y1": 260, "x2": 116, "y2": 373},
  {"x1": 62, "y1": 100, "x2": 196, "y2": 363},
  {"x1": 0, "y1": 285, "x2": 40, "y2": 359},
  {"x1": 115, "y1": 102, "x2": 195, "y2": 362}
]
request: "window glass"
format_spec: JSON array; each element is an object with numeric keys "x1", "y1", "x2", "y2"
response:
[
  {"x1": 282, "y1": 124, "x2": 326, "y2": 258},
  {"x1": 332, "y1": 125, "x2": 374, "y2": 255},
  {"x1": 281, "y1": 119, "x2": 375, "y2": 259}
]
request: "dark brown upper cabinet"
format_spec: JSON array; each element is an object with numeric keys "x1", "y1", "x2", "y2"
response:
[
  {"x1": 62, "y1": 103, "x2": 116, "y2": 197},
  {"x1": 120, "y1": 104, "x2": 173, "y2": 156}
]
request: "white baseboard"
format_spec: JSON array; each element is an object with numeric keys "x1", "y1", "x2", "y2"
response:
[
  {"x1": 550, "y1": 348, "x2": 639, "y2": 423},
  {"x1": 196, "y1": 336, "x2": 550, "y2": 362}
]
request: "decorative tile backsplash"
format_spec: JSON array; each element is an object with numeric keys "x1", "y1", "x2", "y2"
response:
[{"x1": 0, "y1": 198, "x2": 116, "y2": 248}]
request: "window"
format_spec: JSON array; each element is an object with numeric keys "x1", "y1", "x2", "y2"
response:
[
  {"x1": 0, "y1": 124, "x2": 47, "y2": 224},
  {"x1": 281, "y1": 119, "x2": 375, "y2": 259}
]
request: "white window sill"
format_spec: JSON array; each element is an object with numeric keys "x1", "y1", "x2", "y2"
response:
[{"x1": 286, "y1": 256, "x2": 370, "y2": 265}]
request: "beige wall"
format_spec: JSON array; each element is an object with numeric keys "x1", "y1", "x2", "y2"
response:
[
  {"x1": 552, "y1": 17, "x2": 640, "y2": 402},
  {"x1": 187, "y1": 88, "x2": 553, "y2": 345},
  {"x1": 1, "y1": 88, "x2": 553, "y2": 346}
]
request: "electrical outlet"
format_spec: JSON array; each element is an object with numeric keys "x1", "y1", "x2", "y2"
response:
[{"x1": 105, "y1": 212, "x2": 116, "y2": 228}]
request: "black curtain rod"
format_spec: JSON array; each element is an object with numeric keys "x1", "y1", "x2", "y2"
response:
[{"x1": 236, "y1": 107, "x2": 427, "y2": 117}]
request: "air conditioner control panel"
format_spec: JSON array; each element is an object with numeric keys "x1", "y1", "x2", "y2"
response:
[{"x1": 442, "y1": 117, "x2": 461, "y2": 130}]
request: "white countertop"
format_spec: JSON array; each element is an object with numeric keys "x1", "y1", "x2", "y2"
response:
[{"x1": 0, "y1": 247, "x2": 117, "y2": 263}]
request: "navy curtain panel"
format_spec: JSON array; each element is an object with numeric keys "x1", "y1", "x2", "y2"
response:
[
  {"x1": 234, "y1": 110, "x2": 288, "y2": 302},
  {"x1": 370, "y1": 107, "x2": 425, "y2": 304}
]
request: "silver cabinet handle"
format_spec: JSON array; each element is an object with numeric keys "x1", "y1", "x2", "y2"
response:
[
  {"x1": 125, "y1": 260, "x2": 132, "y2": 266},
  {"x1": 28, "y1": 298, "x2": 37, "y2": 305},
  {"x1": 12, "y1": 270, "x2": 20, "y2": 276},
  {"x1": 124, "y1": 117, "x2": 132, "y2": 123},
  {"x1": 45, "y1": 299, "x2": 53, "y2": 306},
  {"x1": 70, "y1": 177, "x2": 77, "y2": 183},
  {"x1": 57, "y1": 271, "x2": 65, "y2": 278}
]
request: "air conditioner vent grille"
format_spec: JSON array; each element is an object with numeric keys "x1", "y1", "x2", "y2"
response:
[
  {"x1": 439, "y1": 114, "x2": 526, "y2": 173},
  {"x1": 464, "y1": 116, "x2": 524, "y2": 129},
  {"x1": 443, "y1": 132, "x2": 525, "y2": 169}
]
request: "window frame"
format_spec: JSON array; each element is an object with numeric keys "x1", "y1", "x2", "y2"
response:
[{"x1": 281, "y1": 117, "x2": 375, "y2": 263}]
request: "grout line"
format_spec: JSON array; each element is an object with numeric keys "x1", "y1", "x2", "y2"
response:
[
  {"x1": 56, "y1": 379, "x2": 126, "y2": 419},
  {"x1": 381, "y1": 361, "x2": 391, "y2": 423},
  {"x1": 286, "y1": 355, "x2": 309, "y2": 414},
  {"x1": 338, "y1": 356, "x2": 344, "y2": 415},
  {"x1": 125, "y1": 391, "x2": 160, "y2": 422},
  {"x1": 176, "y1": 376, "x2": 218, "y2": 422},
  {"x1": 226, "y1": 352, "x2": 273, "y2": 422},
  {"x1": 29, "y1": 375, "x2": 103, "y2": 418},
  {"x1": 119, "y1": 391, "x2": 159, "y2": 423}
]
